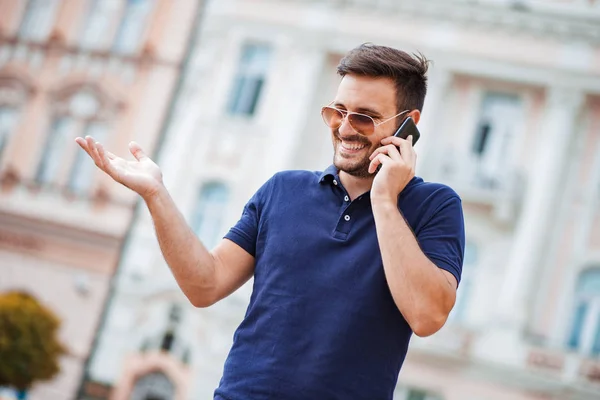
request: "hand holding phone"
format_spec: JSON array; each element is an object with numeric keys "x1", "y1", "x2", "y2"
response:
[
  {"x1": 392, "y1": 117, "x2": 420, "y2": 145},
  {"x1": 374, "y1": 117, "x2": 420, "y2": 173}
]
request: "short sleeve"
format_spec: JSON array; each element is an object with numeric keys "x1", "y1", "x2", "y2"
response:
[
  {"x1": 224, "y1": 177, "x2": 274, "y2": 257},
  {"x1": 416, "y1": 196, "x2": 465, "y2": 286}
]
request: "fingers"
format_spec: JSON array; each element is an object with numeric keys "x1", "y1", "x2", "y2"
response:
[
  {"x1": 368, "y1": 153, "x2": 390, "y2": 174},
  {"x1": 370, "y1": 135, "x2": 417, "y2": 174},
  {"x1": 75, "y1": 137, "x2": 93, "y2": 157},
  {"x1": 369, "y1": 144, "x2": 401, "y2": 162},
  {"x1": 78, "y1": 137, "x2": 144, "y2": 162},
  {"x1": 96, "y1": 142, "x2": 118, "y2": 176},
  {"x1": 76, "y1": 136, "x2": 117, "y2": 161},
  {"x1": 129, "y1": 141, "x2": 149, "y2": 162},
  {"x1": 380, "y1": 135, "x2": 416, "y2": 166},
  {"x1": 398, "y1": 135, "x2": 416, "y2": 166},
  {"x1": 75, "y1": 136, "x2": 115, "y2": 177},
  {"x1": 83, "y1": 136, "x2": 102, "y2": 167}
]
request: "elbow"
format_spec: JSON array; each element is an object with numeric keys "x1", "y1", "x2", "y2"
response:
[
  {"x1": 186, "y1": 292, "x2": 217, "y2": 308},
  {"x1": 410, "y1": 293, "x2": 455, "y2": 337},
  {"x1": 410, "y1": 313, "x2": 448, "y2": 338}
]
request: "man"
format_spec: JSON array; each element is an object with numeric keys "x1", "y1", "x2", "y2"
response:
[{"x1": 76, "y1": 43, "x2": 465, "y2": 400}]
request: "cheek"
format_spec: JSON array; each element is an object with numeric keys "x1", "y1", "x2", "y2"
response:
[
  {"x1": 331, "y1": 129, "x2": 340, "y2": 143},
  {"x1": 367, "y1": 137, "x2": 380, "y2": 151},
  {"x1": 371, "y1": 130, "x2": 390, "y2": 148}
]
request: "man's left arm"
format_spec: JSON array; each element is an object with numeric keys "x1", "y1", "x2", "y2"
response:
[
  {"x1": 372, "y1": 198, "x2": 462, "y2": 337},
  {"x1": 369, "y1": 135, "x2": 464, "y2": 337}
]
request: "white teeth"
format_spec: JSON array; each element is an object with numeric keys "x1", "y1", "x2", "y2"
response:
[{"x1": 341, "y1": 142, "x2": 366, "y2": 151}]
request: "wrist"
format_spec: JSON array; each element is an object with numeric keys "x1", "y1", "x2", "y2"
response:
[
  {"x1": 371, "y1": 196, "x2": 398, "y2": 215},
  {"x1": 142, "y1": 184, "x2": 169, "y2": 206},
  {"x1": 371, "y1": 195, "x2": 397, "y2": 209}
]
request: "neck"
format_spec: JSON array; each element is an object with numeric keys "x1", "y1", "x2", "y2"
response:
[{"x1": 338, "y1": 170, "x2": 374, "y2": 201}]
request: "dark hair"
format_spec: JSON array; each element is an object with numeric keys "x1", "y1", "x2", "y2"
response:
[{"x1": 336, "y1": 43, "x2": 430, "y2": 114}]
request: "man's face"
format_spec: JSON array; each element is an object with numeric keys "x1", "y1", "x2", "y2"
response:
[{"x1": 330, "y1": 74, "x2": 399, "y2": 178}]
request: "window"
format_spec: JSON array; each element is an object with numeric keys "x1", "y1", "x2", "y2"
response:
[
  {"x1": 160, "y1": 330, "x2": 174, "y2": 352},
  {"x1": 80, "y1": 0, "x2": 122, "y2": 50},
  {"x1": 471, "y1": 92, "x2": 523, "y2": 188},
  {"x1": 0, "y1": 388, "x2": 27, "y2": 400},
  {"x1": 18, "y1": 0, "x2": 61, "y2": 42},
  {"x1": 168, "y1": 304, "x2": 182, "y2": 324},
  {"x1": 129, "y1": 372, "x2": 175, "y2": 400},
  {"x1": 0, "y1": 106, "x2": 20, "y2": 163},
  {"x1": 227, "y1": 43, "x2": 272, "y2": 116},
  {"x1": 36, "y1": 116, "x2": 77, "y2": 185},
  {"x1": 449, "y1": 241, "x2": 478, "y2": 323},
  {"x1": 567, "y1": 268, "x2": 600, "y2": 356},
  {"x1": 67, "y1": 121, "x2": 109, "y2": 194},
  {"x1": 37, "y1": 87, "x2": 115, "y2": 193},
  {"x1": 190, "y1": 182, "x2": 229, "y2": 249},
  {"x1": 396, "y1": 386, "x2": 444, "y2": 400},
  {"x1": 0, "y1": 81, "x2": 30, "y2": 165},
  {"x1": 112, "y1": 0, "x2": 155, "y2": 54}
]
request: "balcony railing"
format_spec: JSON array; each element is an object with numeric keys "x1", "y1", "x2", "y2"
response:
[
  {"x1": 437, "y1": 154, "x2": 525, "y2": 223},
  {"x1": 410, "y1": 326, "x2": 600, "y2": 394},
  {"x1": 527, "y1": 347, "x2": 600, "y2": 388},
  {"x1": 0, "y1": 37, "x2": 145, "y2": 86},
  {"x1": 0, "y1": 167, "x2": 136, "y2": 241}
]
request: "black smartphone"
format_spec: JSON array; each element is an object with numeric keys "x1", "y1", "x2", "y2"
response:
[
  {"x1": 374, "y1": 117, "x2": 420, "y2": 173},
  {"x1": 392, "y1": 116, "x2": 420, "y2": 146}
]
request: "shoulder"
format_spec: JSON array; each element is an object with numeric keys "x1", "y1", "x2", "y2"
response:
[
  {"x1": 399, "y1": 177, "x2": 464, "y2": 232},
  {"x1": 267, "y1": 169, "x2": 324, "y2": 189},
  {"x1": 403, "y1": 176, "x2": 462, "y2": 207},
  {"x1": 252, "y1": 169, "x2": 322, "y2": 203}
]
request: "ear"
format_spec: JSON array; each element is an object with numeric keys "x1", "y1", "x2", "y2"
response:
[{"x1": 408, "y1": 109, "x2": 421, "y2": 125}]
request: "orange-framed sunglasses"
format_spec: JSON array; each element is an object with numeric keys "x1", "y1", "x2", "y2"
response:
[{"x1": 321, "y1": 103, "x2": 409, "y2": 136}]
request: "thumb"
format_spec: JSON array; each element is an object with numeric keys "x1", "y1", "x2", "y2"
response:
[{"x1": 129, "y1": 141, "x2": 149, "y2": 162}]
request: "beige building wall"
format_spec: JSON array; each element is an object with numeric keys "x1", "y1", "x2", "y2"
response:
[
  {"x1": 75, "y1": 0, "x2": 600, "y2": 400},
  {"x1": 0, "y1": 1, "x2": 201, "y2": 399}
]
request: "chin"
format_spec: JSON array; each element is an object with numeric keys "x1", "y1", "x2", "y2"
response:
[{"x1": 333, "y1": 154, "x2": 372, "y2": 178}]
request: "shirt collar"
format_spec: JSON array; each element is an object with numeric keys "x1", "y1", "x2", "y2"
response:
[
  {"x1": 319, "y1": 165, "x2": 422, "y2": 194},
  {"x1": 318, "y1": 164, "x2": 339, "y2": 185}
]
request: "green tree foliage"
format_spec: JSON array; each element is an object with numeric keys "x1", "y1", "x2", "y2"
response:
[{"x1": 0, "y1": 291, "x2": 66, "y2": 390}]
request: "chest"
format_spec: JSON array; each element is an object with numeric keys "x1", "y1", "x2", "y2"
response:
[{"x1": 253, "y1": 189, "x2": 390, "y2": 304}]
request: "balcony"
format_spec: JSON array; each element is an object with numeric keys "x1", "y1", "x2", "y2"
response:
[
  {"x1": 437, "y1": 155, "x2": 525, "y2": 224},
  {"x1": 0, "y1": 34, "x2": 163, "y2": 87},
  {"x1": 408, "y1": 324, "x2": 600, "y2": 396},
  {"x1": 0, "y1": 168, "x2": 136, "y2": 248},
  {"x1": 527, "y1": 347, "x2": 600, "y2": 393}
]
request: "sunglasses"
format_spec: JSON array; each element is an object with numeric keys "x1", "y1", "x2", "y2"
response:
[{"x1": 321, "y1": 103, "x2": 409, "y2": 136}]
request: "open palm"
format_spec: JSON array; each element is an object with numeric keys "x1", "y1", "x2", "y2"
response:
[{"x1": 75, "y1": 136, "x2": 163, "y2": 200}]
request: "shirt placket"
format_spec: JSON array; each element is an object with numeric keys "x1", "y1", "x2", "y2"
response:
[{"x1": 332, "y1": 178, "x2": 357, "y2": 239}]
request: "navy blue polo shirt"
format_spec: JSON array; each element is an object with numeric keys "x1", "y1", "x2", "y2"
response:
[{"x1": 214, "y1": 165, "x2": 465, "y2": 400}]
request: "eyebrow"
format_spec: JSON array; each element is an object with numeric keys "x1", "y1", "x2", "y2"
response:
[{"x1": 333, "y1": 103, "x2": 383, "y2": 118}]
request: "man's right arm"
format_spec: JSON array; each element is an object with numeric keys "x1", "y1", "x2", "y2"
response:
[
  {"x1": 74, "y1": 136, "x2": 254, "y2": 308},
  {"x1": 145, "y1": 187, "x2": 254, "y2": 307}
]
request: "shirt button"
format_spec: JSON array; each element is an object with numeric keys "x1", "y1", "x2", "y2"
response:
[
  {"x1": 344, "y1": 215, "x2": 350, "y2": 221},
  {"x1": 344, "y1": 195, "x2": 349, "y2": 202},
  {"x1": 333, "y1": 179, "x2": 338, "y2": 186}
]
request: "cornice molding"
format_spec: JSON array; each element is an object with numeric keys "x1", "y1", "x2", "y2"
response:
[{"x1": 279, "y1": 0, "x2": 600, "y2": 44}]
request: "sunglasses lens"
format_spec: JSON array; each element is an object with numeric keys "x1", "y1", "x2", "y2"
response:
[
  {"x1": 348, "y1": 113, "x2": 375, "y2": 136},
  {"x1": 321, "y1": 107, "x2": 343, "y2": 128}
]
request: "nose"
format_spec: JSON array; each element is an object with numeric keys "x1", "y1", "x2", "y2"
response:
[{"x1": 337, "y1": 116, "x2": 358, "y2": 137}]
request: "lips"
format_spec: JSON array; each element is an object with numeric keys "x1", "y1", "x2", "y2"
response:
[{"x1": 340, "y1": 141, "x2": 368, "y2": 152}]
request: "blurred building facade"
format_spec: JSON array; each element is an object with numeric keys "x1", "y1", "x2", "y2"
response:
[
  {"x1": 81, "y1": 0, "x2": 600, "y2": 399},
  {"x1": 0, "y1": 0, "x2": 201, "y2": 399}
]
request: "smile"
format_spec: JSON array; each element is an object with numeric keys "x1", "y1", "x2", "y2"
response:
[{"x1": 340, "y1": 141, "x2": 368, "y2": 151}]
